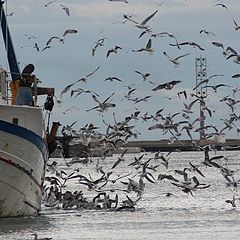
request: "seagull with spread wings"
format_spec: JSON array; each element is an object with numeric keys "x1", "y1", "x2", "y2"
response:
[
  {"x1": 170, "y1": 41, "x2": 205, "y2": 51},
  {"x1": 86, "y1": 93, "x2": 116, "y2": 112},
  {"x1": 132, "y1": 39, "x2": 154, "y2": 54},
  {"x1": 193, "y1": 74, "x2": 224, "y2": 90},
  {"x1": 214, "y1": 3, "x2": 228, "y2": 10},
  {"x1": 200, "y1": 29, "x2": 216, "y2": 36},
  {"x1": 71, "y1": 88, "x2": 100, "y2": 98},
  {"x1": 60, "y1": 4, "x2": 70, "y2": 16},
  {"x1": 77, "y1": 66, "x2": 100, "y2": 83},
  {"x1": 58, "y1": 66, "x2": 100, "y2": 102},
  {"x1": 105, "y1": 76, "x2": 123, "y2": 82},
  {"x1": 124, "y1": 10, "x2": 158, "y2": 30},
  {"x1": 202, "y1": 84, "x2": 231, "y2": 92},
  {"x1": 106, "y1": 45, "x2": 122, "y2": 58},
  {"x1": 45, "y1": 29, "x2": 78, "y2": 46},
  {"x1": 135, "y1": 70, "x2": 151, "y2": 81},
  {"x1": 152, "y1": 80, "x2": 181, "y2": 91},
  {"x1": 163, "y1": 51, "x2": 190, "y2": 68}
]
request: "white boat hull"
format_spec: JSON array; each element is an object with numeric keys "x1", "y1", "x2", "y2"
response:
[{"x1": 0, "y1": 119, "x2": 48, "y2": 217}]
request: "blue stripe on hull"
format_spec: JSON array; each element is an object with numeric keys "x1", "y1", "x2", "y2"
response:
[{"x1": 0, "y1": 120, "x2": 48, "y2": 159}]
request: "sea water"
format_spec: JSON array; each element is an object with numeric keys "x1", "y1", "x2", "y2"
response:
[{"x1": 0, "y1": 151, "x2": 240, "y2": 240}]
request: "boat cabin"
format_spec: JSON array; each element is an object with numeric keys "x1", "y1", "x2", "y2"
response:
[{"x1": 0, "y1": 66, "x2": 45, "y2": 137}]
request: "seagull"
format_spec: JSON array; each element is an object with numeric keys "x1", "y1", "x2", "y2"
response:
[
  {"x1": 152, "y1": 80, "x2": 181, "y2": 91},
  {"x1": 232, "y1": 18, "x2": 240, "y2": 31},
  {"x1": 60, "y1": 4, "x2": 70, "y2": 16},
  {"x1": 212, "y1": 42, "x2": 237, "y2": 57},
  {"x1": 214, "y1": 3, "x2": 228, "y2": 10},
  {"x1": 151, "y1": 31, "x2": 180, "y2": 49},
  {"x1": 44, "y1": 1, "x2": 56, "y2": 7},
  {"x1": 6, "y1": 12, "x2": 14, "y2": 16},
  {"x1": 34, "y1": 42, "x2": 40, "y2": 52},
  {"x1": 199, "y1": 29, "x2": 216, "y2": 36},
  {"x1": 77, "y1": 66, "x2": 100, "y2": 83},
  {"x1": 226, "y1": 53, "x2": 240, "y2": 64},
  {"x1": 59, "y1": 83, "x2": 76, "y2": 103},
  {"x1": 45, "y1": 36, "x2": 62, "y2": 46},
  {"x1": 58, "y1": 66, "x2": 100, "y2": 102},
  {"x1": 225, "y1": 195, "x2": 240, "y2": 208},
  {"x1": 62, "y1": 29, "x2": 78, "y2": 38},
  {"x1": 132, "y1": 39, "x2": 154, "y2": 54},
  {"x1": 112, "y1": 149, "x2": 128, "y2": 169},
  {"x1": 163, "y1": 51, "x2": 190, "y2": 67},
  {"x1": 59, "y1": 29, "x2": 78, "y2": 43},
  {"x1": 135, "y1": 70, "x2": 151, "y2": 81},
  {"x1": 202, "y1": 84, "x2": 231, "y2": 92},
  {"x1": 170, "y1": 41, "x2": 205, "y2": 51},
  {"x1": 45, "y1": 29, "x2": 77, "y2": 46},
  {"x1": 92, "y1": 38, "x2": 106, "y2": 56},
  {"x1": 86, "y1": 93, "x2": 116, "y2": 112},
  {"x1": 124, "y1": 10, "x2": 158, "y2": 30},
  {"x1": 212, "y1": 41, "x2": 224, "y2": 49},
  {"x1": 193, "y1": 74, "x2": 224, "y2": 90},
  {"x1": 182, "y1": 99, "x2": 199, "y2": 114},
  {"x1": 105, "y1": 76, "x2": 123, "y2": 82},
  {"x1": 131, "y1": 95, "x2": 152, "y2": 104},
  {"x1": 106, "y1": 45, "x2": 122, "y2": 57},
  {"x1": 71, "y1": 88, "x2": 100, "y2": 98},
  {"x1": 232, "y1": 74, "x2": 240, "y2": 78}
]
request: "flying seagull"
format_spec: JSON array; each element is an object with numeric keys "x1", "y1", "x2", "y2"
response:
[
  {"x1": 199, "y1": 29, "x2": 216, "y2": 36},
  {"x1": 135, "y1": 70, "x2": 151, "y2": 81},
  {"x1": 232, "y1": 18, "x2": 240, "y2": 31},
  {"x1": 163, "y1": 51, "x2": 190, "y2": 68},
  {"x1": 170, "y1": 41, "x2": 205, "y2": 51},
  {"x1": 152, "y1": 80, "x2": 181, "y2": 91},
  {"x1": 132, "y1": 39, "x2": 154, "y2": 54},
  {"x1": 77, "y1": 66, "x2": 100, "y2": 83},
  {"x1": 106, "y1": 45, "x2": 122, "y2": 58},
  {"x1": 86, "y1": 93, "x2": 116, "y2": 112},
  {"x1": 44, "y1": 1, "x2": 56, "y2": 7},
  {"x1": 60, "y1": 4, "x2": 70, "y2": 16},
  {"x1": 124, "y1": 10, "x2": 158, "y2": 30}
]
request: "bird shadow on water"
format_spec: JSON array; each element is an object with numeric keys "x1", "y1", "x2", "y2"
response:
[{"x1": 0, "y1": 215, "x2": 52, "y2": 234}]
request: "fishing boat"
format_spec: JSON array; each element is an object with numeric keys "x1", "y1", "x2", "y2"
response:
[{"x1": 0, "y1": 1, "x2": 57, "y2": 217}]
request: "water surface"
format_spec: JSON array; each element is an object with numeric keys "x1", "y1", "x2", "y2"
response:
[{"x1": 0, "y1": 151, "x2": 240, "y2": 240}]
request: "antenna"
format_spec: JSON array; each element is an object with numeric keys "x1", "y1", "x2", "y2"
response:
[{"x1": 195, "y1": 57, "x2": 207, "y2": 140}]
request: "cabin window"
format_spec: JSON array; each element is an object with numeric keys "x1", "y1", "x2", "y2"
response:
[{"x1": 12, "y1": 118, "x2": 18, "y2": 125}]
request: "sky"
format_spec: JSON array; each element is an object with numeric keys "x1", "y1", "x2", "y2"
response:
[{"x1": 1, "y1": 0, "x2": 240, "y2": 141}]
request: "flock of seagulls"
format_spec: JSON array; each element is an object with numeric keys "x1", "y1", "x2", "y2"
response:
[
  {"x1": 3, "y1": 1, "x2": 240, "y2": 240},
  {"x1": 7, "y1": 2, "x2": 240, "y2": 234}
]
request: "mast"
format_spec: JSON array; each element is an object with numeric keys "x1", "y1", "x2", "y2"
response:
[
  {"x1": 195, "y1": 57, "x2": 207, "y2": 140},
  {"x1": 0, "y1": 1, "x2": 21, "y2": 81}
]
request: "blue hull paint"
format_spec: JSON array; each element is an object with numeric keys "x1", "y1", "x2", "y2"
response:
[{"x1": 0, "y1": 120, "x2": 48, "y2": 159}]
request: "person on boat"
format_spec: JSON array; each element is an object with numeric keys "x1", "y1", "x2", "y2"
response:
[{"x1": 15, "y1": 63, "x2": 36, "y2": 106}]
